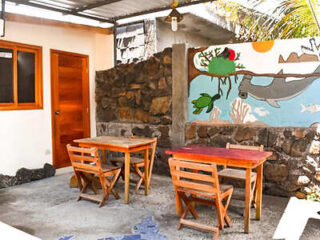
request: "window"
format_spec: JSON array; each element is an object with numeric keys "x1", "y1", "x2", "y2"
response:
[{"x1": 0, "y1": 40, "x2": 43, "y2": 110}]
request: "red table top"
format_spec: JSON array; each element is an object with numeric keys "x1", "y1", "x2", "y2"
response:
[{"x1": 166, "y1": 145, "x2": 272, "y2": 166}]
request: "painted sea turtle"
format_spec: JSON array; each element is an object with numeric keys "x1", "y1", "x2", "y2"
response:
[{"x1": 192, "y1": 93, "x2": 221, "y2": 114}]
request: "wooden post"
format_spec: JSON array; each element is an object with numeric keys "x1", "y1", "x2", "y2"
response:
[
  {"x1": 172, "y1": 43, "x2": 188, "y2": 148},
  {"x1": 113, "y1": 21, "x2": 117, "y2": 66}
]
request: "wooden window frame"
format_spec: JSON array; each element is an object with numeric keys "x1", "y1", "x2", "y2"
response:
[{"x1": 0, "y1": 40, "x2": 43, "y2": 111}]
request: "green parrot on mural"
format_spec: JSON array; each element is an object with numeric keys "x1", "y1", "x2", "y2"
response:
[{"x1": 192, "y1": 93, "x2": 221, "y2": 114}]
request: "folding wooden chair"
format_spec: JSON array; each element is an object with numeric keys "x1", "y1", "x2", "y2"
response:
[
  {"x1": 218, "y1": 143, "x2": 264, "y2": 207},
  {"x1": 110, "y1": 137, "x2": 157, "y2": 191},
  {"x1": 169, "y1": 158, "x2": 233, "y2": 239},
  {"x1": 67, "y1": 144, "x2": 121, "y2": 207}
]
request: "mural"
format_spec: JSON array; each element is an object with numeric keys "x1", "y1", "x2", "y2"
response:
[{"x1": 188, "y1": 37, "x2": 320, "y2": 127}]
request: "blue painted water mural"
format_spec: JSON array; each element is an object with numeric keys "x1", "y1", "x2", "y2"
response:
[{"x1": 188, "y1": 74, "x2": 320, "y2": 127}]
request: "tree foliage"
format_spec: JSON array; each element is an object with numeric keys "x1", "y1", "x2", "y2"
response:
[{"x1": 208, "y1": 0, "x2": 320, "y2": 41}]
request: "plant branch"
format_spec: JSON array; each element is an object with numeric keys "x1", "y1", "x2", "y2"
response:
[
  {"x1": 200, "y1": 50, "x2": 211, "y2": 63},
  {"x1": 196, "y1": 69, "x2": 320, "y2": 79}
]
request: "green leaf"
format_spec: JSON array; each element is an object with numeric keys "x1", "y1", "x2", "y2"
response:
[{"x1": 209, "y1": 0, "x2": 320, "y2": 40}]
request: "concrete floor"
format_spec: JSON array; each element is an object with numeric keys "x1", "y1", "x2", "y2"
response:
[{"x1": 0, "y1": 172, "x2": 319, "y2": 240}]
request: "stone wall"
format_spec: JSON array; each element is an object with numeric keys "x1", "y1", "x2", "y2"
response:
[
  {"x1": 96, "y1": 48, "x2": 172, "y2": 124},
  {"x1": 96, "y1": 48, "x2": 173, "y2": 174},
  {"x1": 0, "y1": 164, "x2": 56, "y2": 189},
  {"x1": 185, "y1": 123, "x2": 320, "y2": 197}
]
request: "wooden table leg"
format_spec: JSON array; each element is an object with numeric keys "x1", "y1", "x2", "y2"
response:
[
  {"x1": 144, "y1": 147, "x2": 149, "y2": 196},
  {"x1": 256, "y1": 163, "x2": 263, "y2": 220},
  {"x1": 102, "y1": 150, "x2": 107, "y2": 164},
  {"x1": 124, "y1": 152, "x2": 130, "y2": 204},
  {"x1": 244, "y1": 168, "x2": 252, "y2": 233}
]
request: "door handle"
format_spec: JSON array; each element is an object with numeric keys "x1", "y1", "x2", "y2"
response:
[{"x1": 55, "y1": 110, "x2": 60, "y2": 115}]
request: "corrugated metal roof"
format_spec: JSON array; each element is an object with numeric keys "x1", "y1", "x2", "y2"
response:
[
  {"x1": 85, "y1": 0, "x2": 187, "y2": 18},
  {"x1": 7, "y1": 0, "x2": 211, "y2": 23}
]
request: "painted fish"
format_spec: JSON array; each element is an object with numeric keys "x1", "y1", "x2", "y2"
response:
[
  {"x1": 301, "y1": 104, "x2": 320, "y2": 114},
  {"x1": 238, "y1": 65, "x2": 320, "y2": 108},
  {"x1": 192, "y1": 93, "x2": 221, "y2": 114}
]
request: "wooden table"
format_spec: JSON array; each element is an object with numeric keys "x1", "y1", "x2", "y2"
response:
[
  {"x1": 166, "y1": 145, "x2": 272, "y2": 233},
  {"x1": 74, "y1": 136, "x2": 154, "y2": 204}
]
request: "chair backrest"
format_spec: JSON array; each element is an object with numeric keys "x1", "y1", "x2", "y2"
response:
[
  {"x1": 226, "y1": 142, "x2": 264, "y2": 151},
  {"x1": 67, "y1": 144, "x2": 102, "y2": 174},
  {"x1": 169, "y1": 158, "x2": 221, "y2": 195}
]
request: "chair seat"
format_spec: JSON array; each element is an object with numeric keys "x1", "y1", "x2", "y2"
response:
[
  {"x1": 110, "y1": 157, "x2": 145, "y2": 165},
  {"x1": 177, "y1": 184, "x2": 233, "y2": 199},
  {"x1": 75, "y1": 164, "x2": 120, "y2": 173},
  {"x1": 101, "y1": 164, "x2": 121, "y2": 173},
  {"x1": 218, "y1": 168, "x2": 256, "y2": 181}
]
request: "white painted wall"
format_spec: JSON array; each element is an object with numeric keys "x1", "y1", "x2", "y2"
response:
[
  {"x1": 156, "y1": 20, "x2": 215, "y2": 53},
  {"x1": 0, "y1": 20, "x2": 114, "y2": 175}
]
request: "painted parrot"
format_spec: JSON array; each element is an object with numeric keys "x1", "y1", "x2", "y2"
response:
[
  {"x1": 192, "y1": 93, "x2": 221, "y2": 114},
  {"x1": 208, "y1": 47, "x2": 236, "y2": 76},
  {"x1": 218, "y1": 47, "x2": 236, "y2": 61}
]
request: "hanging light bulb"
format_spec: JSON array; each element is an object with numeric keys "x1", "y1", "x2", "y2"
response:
[
  {"x1": 171, "y1": 16, "x2": 178, "y2": 32},
  {"x1": 165, "y1": 1, "x2": 183, "y2": 32}
]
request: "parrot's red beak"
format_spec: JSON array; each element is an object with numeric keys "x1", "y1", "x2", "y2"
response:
[{"x1": 228, "y1": 49, "x2": 236, "y2": 61}]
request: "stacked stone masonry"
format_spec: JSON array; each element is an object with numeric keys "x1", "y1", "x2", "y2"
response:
[
  {"x1": 96, "y1": 48, "x2": 173, "y2": 175},
  {"x1": 186, "y1": 123, "x2": 320, "y2": 197}
]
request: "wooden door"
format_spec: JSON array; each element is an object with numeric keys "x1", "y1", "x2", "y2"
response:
[{"x1": 51, "y1": 50, "x2": 90, "y2": 168}]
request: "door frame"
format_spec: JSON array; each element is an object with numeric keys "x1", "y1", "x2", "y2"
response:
[{"x1": 50, "y1": 49, "x2": 91, "y2": 168}]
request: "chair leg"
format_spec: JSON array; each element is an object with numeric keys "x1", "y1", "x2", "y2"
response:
[
  {"x1": 98, "y1": 175, "x2": 110, "y2": 208},
  {"x1": 105, "y1": 170, "x2": 121, "y2": 200},
  {"x1": 251, "y1": 179, "x2": 257, "y2": 208},
  {"x1": 77, "y1": 173, "x2": 93, "y2": 201},
  {"x1": 134, "y1": 166, "x2": 144, "y2": 192},
  {"x1": 215, "y1": 195, "x2": 225, "y2": 230},
  {"x1": 83, "y1": 173, "x2": 99, "y2": 194},
  {"x1": 74, "y1": 171, "x2": 83, "y2": 201},
  {"x1": 221, "y1": 190, "x2": 233, "y2": 228},
  {"x1": 178, "y1": 205, "x2": 189, "y2": 230},
  {"x1": 177, "y1": 193, "x2": 198, "y2": 230},
  {"x1": 179, "y1": 192, "x2": 198, "y2": 219},
  {"x1": 74, "y1": 171, "x2": 83, "y2": 189}
]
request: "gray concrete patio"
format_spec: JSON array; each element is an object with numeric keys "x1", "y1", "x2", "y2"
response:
[{"x1": 0, "y1": 171, "x2": 319, "y2": 240}]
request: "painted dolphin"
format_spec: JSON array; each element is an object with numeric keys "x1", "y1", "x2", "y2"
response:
[{"x1": 238, "y1": 65, "x2": 320, "y2": 108}]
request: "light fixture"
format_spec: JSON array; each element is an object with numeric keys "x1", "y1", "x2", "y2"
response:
[
  {"x1": 0, "y1": 0, "x2": 5, "y2": 37},
  {"x1": 165, "y1": 1, "x2": 183, "y2": 32}
]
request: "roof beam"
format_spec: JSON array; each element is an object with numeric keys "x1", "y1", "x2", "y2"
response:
[
  {"x1": 71, "y1": 0, "x2": 123, "y2": 13},
  {"x1": 4, "y1": 12, "x2": 112, "y2": 34},
  {"x1": 115, "y1": 0, "x2": 215, "y2": 20},
  {"x1": 7, "y1": 0, "x2": 114, "y2": 23}
]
